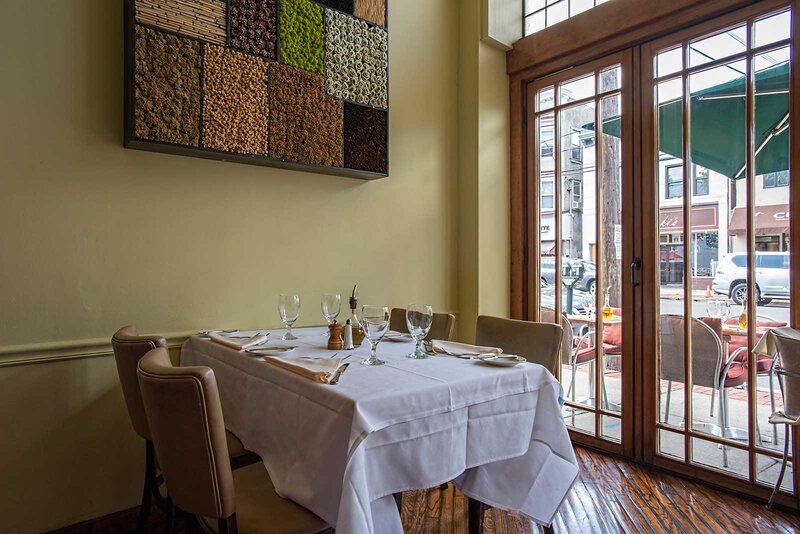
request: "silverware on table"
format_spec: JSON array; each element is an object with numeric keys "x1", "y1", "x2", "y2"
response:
[
  {"x1": 329, "y1": 352, "x2": 340, "y2": 358},
  {"x1": 329, "y1": 363, "x2": 350, "y2": 385}
]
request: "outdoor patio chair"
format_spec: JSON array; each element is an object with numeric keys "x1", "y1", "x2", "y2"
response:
[
  {"x1": 767, "y1": 327, "x2": 800, "y2": 509},
  {"x1": 660, "y1": 314, "x2": 746, "y2": 468}
]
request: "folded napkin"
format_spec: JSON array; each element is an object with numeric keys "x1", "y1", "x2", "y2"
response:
[
  {"x1": 263, "y1": 356, "x2": 344, "y2": 384},
  {"x1": 209, "y1": 332, "x2": 269, "y2": 351},
  {"x1": 431, "y1": 340, "x2": 503, "y2": 357}
]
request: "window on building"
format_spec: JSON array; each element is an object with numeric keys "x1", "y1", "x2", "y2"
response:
[
  {"x1": 694, "y1": 166, "x2": 710, "y2": 196},
  {"x1": 570, "y1": 128, "x2": 583, "y2": 163},
  {"x1": 665, "y1": 164, "x2": 710, "y2": 198},
  {"x1": 524, "y1": 0, "x2": 613, "y2": 37},
  {"x1": 665, "y1": 165, "x2": 683, "y2": 199},
  {"x1": 763, "y1": 170, "x2": 789, "y2": 188},
  {"x1": 541, "y1": 179, "x2": 554, "y2": 210}
]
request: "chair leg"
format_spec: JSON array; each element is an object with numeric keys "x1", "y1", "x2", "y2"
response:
[
  {"x1": 720, "y1": 388, "x2": 729, "y2": 468},
  {"x1": 768, "y1": 424, "x2": 791, "y2": 509},
  {"x1": 769, "y1": 370, "x2": 779, "y2": 445},
  {"x1": 468, "y1": 497, "x2": 485, "y2": 534},
  {"x1": 664, "y1": 381, "x2": 672, "y2": 424},
  {"x1": 709, "y1": 387, "x2": 716, "y2": 418},
  {"x1": 136, "y1": 440, "x2": 156, "y2": 533}
]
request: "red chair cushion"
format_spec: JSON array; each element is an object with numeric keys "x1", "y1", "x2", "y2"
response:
[{"x1": 723, "y1": 362, "x2": 748, "y2": 388}]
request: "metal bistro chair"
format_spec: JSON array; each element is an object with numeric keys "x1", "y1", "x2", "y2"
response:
[
  {"x1": 137, "y1": 347, "x2": 332, "y2": 534},
  {"x1": 660, "y1": 315, "x2": 748, "y2": 468},
  {"x1": 389, "y1": 308, "x2": 456, "y2": 341},
  {"x1": 767, "y1": 327, "x2": 800, "y2": 509},
  {"x1": 112, "y1": 326, "x2": 259, "y2": 532}
]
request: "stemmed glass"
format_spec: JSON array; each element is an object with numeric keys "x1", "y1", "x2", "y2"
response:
[
  {"x1": 706, "y1": 299, "x2": 721, "y2": 319},
  {"x1": 321, "y1": 293, "x2": 341, "y2": 337},
  {"x1": 361, "y1": 305, "x2": 390, "y2": 366},
  {"x1": 278, "y1": 294, "x2": 301, "y2": 340},
  {"x1": 719, "y1": 299, "x2": 731, "y2": 323},
  {"x1": 406, "y1": 304, "x2": 433, "y2": 359}
]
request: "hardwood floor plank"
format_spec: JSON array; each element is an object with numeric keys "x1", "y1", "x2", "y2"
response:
[{"x1": 53, "y1": 447, "x2": 800, "y2": 534}]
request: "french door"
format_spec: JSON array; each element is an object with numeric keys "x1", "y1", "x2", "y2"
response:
[
  {"x1": 526, "y1": 50, "x2": 636, "y2": 457},
  {"x1": 641, "y1": 1, "x2": 796, "y2": 506},
  {"x1": 525, "y1": 0, "x2": 798, "y2": 506}
]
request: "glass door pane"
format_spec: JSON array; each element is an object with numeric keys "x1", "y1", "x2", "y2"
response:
[
  {"x1": 532, "y1": 53, "x2": 631, "y2": 449},
  {"x1": 646, "y1": 4, "x2": 793, "y2": 498}
]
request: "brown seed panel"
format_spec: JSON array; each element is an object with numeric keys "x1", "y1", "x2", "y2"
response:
[
  {"x1": 269, "y1": 63, "x2": 344, "y2": 168},
  {"x1": 202, "y1": 45, "x2": 269, "y2": 155},
  {"x1": 229, "y1": 0, "x2": 278, "y2": 60},
  {"x1": 354, "y1": 0, "x2": 385, "y2": 27},
  {"x1": 135, "y1": 0, "x2": 227, "y2": 45},
  {"x1": 134, "y1": 25, "x2": 201, "y2": 147},
  {"x1": 344, "y1": 103, "x2": 387, "y2": 174}
]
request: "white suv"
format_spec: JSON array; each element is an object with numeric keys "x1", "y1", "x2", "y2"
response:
[{"x1": 712, "y1": 252, "x2": 790, "y2": 305}]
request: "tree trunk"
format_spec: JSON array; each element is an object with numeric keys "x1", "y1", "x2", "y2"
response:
[{"x1": 600, "y1": 92, "x2": 622, "y2": 308}]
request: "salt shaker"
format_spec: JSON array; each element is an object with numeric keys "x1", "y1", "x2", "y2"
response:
[{"x1": 343, "y1": 319, "x2": 355, "y2": 350}]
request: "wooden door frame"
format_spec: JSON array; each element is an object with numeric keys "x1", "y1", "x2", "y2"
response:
[
  {"x1": 509, "y1": 0, "x2": 800, "y2": 509},
  {"x1": 640, "y1": 0, "x2": 799, "y2": 509},
  {"x1": 524, "y1": 51, "x2": 635, "y2": 456}
]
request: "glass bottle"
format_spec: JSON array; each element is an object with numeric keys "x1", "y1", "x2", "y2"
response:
[
  {"x1": 602, "y1": 290, "x2": 614, "y2": 320},
  {"x1": 739, "y1": 298, "x2": 748, "y2": 329},
  {"x1": 349, "y1": 284, "x2": 365, "y2": 347}
]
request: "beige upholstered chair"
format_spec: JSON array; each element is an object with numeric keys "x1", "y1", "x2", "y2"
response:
[
  {"x1": 475, "y1": 315, "x2": 563, "y2": 375},
  {"x1": 112, "y1": 326, "x2": 257, "y2": 532},
  {"x1": 389, "y1": 308, "x2": 456, "y2": 341},
  {"x1": 767, "y1": 328, "x2": 800, "y2": 508},
  {"x1": 469, "y1": 316, "x2": 563, "y2": 534},
  {"x1": 137, "y1": 347, "x2": 332, "y2": 534}
]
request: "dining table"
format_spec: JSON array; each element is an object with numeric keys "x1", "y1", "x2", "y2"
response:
[{"x1": 181, "y1": 327, "x2": 579, "y2": 534}]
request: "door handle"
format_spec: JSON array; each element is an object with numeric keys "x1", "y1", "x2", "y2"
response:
[{"x1": 631, "y1": 258, "x2": 642, "y2": 288}]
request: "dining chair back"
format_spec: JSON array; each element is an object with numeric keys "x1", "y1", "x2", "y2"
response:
[
  {"x1": 475, "y1": 315, "x2": 563, "y2": 375},
  {"x1": 112, "y1": 325, "x2": 168, "y2": 440},
  {"x1": 659, "y1": 314, "x2": 723, "y2": 389},
  {"x1": 540, "y1": 308, "x2": 573, "y2": 366},
  {"x1": 389, "y1": 308, "x2": 456, "y2": 341},
  {"x1": 138, "y1": 347, "x2": 236, "y2": 520}
]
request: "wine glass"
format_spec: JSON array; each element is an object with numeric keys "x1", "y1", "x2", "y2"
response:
[
  {"x1": 361, "y1": 305, "x2": 390, "y2": 366},
  {"x1": 406, "y1": 304, "x2": 433, "y2": 359},
  {"x1": 719, "y1": 299, "x2": 731, "y2": 323},
  {"x1": 278, "y1": 294, "x2": 301, "y2": 340},
  {"x1": 320, "y1": 293, "x2": 341, "y2": 336},
  {"x1": 706, "y1": 299, "x2": 720, "y2": 319}
]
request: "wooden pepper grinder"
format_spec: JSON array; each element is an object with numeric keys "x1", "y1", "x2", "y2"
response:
[{"x1": 328, "y1": 321, "x2": 344, "y2": 350}]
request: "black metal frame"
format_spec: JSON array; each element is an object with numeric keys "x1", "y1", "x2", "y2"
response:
[{"x1": 123, "y1": 0, "x2": 390, "y2": 180}]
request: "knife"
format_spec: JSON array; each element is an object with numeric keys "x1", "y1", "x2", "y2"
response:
[{"x1": 329, "y1": 363, "x2": 350, "y2": 385}]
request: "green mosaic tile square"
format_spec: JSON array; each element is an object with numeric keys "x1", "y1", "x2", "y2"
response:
[{"x1": 279, "y1": 0, "x2": 324, "y2": 73}]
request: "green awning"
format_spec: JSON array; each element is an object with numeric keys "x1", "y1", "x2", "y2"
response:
[{"x1": 586, "y1": 62, "x2": 789, "y2": 179}]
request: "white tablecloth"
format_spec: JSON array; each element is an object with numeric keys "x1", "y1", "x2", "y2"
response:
[{"x1": 181, "y1": 327, "x2": 578, "y2": 533}]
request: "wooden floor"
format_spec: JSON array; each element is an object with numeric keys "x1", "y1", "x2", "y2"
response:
[{"x1": 54, "y1": 447, "x2": 800, "y2": 534}]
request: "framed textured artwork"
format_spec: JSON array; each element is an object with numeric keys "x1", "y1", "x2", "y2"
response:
[{"x1": 123, "y1": 0, "x2": 389, "y2": 179}]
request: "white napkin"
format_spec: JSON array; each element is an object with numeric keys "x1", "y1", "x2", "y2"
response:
[
  {"x1": 209, "y1": 332, "x2": 269, "y2": 351},
  {"x1": 263, "y1": 356, "x2": 345, "y2": 384},
  {"x1": 432, "y1": 340, "x2": 503, "y2": 357}
]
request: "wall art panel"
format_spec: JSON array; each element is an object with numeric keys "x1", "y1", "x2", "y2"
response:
[{"x1": 124, "y1": 0, "x2": 389, "y2": 179}]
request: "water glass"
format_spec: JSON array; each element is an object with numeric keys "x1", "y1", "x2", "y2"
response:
[
  {"x1": 321, "y1": 293, "x2": 341, "y2": 336},
  {"x1": 706, "y1": 299, "x2": 720, "y2": 319},
  {"x1": 361, "y1": 305, "x2": 389, "y2": 366},
  {"x1": 406, "y1": 304, "x2": 433, "y2": 359},
  {"x1": 278, "y1": 294, "x2": 301, "y2": 340}
]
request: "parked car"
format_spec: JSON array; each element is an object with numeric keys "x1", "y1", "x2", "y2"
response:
[
  {"x1": 541, "y1": 258, "x2": 597, "y2": 295},
  {"x1": 711, "y1": 252, "x2": 789, "y2": 305}
]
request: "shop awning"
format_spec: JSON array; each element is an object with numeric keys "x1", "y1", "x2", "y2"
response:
[
  {"x1": 728, "y1": 204, "x2": 790, "y2": 235},
  {"x1": 588, "y1": 62, "x2": 789, "y2": 179}
]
